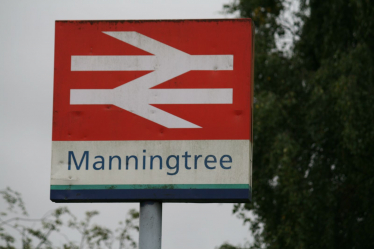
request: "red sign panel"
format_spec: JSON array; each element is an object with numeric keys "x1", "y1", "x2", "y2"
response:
[{"x1": 53, "y1": 19, "x2": 253, "y2": 141}]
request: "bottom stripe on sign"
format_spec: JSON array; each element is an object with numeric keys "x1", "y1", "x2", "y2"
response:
[
  {"x1": 50, "y1": 184, "x2": 248, "y2": 190},
  {"x1": 50, "y1": 188, "x2": 251, "y2": 203}
]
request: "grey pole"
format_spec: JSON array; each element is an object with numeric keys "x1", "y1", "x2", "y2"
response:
[{"x1": 139, "y1": 201, "x2": 162, "y2": 249}]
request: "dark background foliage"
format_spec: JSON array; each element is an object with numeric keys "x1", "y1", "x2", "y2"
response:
[{"x1": 222, "y1": 0, "x2": 374, "y2": 248}]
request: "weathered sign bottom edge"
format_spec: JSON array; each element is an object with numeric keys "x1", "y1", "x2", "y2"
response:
[{"x1": 50, "y1": 188, "x2": 252, "y2": 203}]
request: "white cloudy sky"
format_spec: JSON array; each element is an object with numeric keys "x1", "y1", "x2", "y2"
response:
[{"x1": 0, "y1": 1, "x2": 254, "y2": 248}]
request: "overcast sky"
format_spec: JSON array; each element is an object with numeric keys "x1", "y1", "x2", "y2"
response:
[{"x1": 0, "y1": 1, "x2": 255, "y2": 248}]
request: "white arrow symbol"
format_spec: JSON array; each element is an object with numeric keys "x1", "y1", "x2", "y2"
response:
[{"x1": 70, "y1": 32, "x2": 233, "y2": 128}]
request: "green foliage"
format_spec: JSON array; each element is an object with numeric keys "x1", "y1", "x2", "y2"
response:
[
  {"x1": 223, "y1": 0, "x2": 374, "y2": 248},
  {"x1": 0, "y1": 187, "x2": 28, "y2": 216},
  {"x1": 0, "y1": 188, "x2": 139, "y2": 249},
  {"x1": 218, "y1": 243, "x2": 241, "y2": 249}
]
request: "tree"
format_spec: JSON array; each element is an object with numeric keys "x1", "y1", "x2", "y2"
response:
[
  {"x1": 0, "y1": 187, "x2": 139, "y2": 249},
  {"x1": 222, "y1": 0, "x2": 374, "y2": 248}
]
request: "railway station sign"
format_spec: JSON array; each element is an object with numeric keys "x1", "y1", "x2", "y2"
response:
[{"x1": 50, "y1": 19, "x2": 254, "y2": 202}]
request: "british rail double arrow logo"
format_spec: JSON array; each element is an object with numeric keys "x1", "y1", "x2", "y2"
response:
[{"x1": 70, "y1": 32, "x2": 234, "y2": 128}]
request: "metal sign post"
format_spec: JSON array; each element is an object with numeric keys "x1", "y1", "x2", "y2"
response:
[{"x1": 139, "y1": 202, "x2": 162, "y2": 249}]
